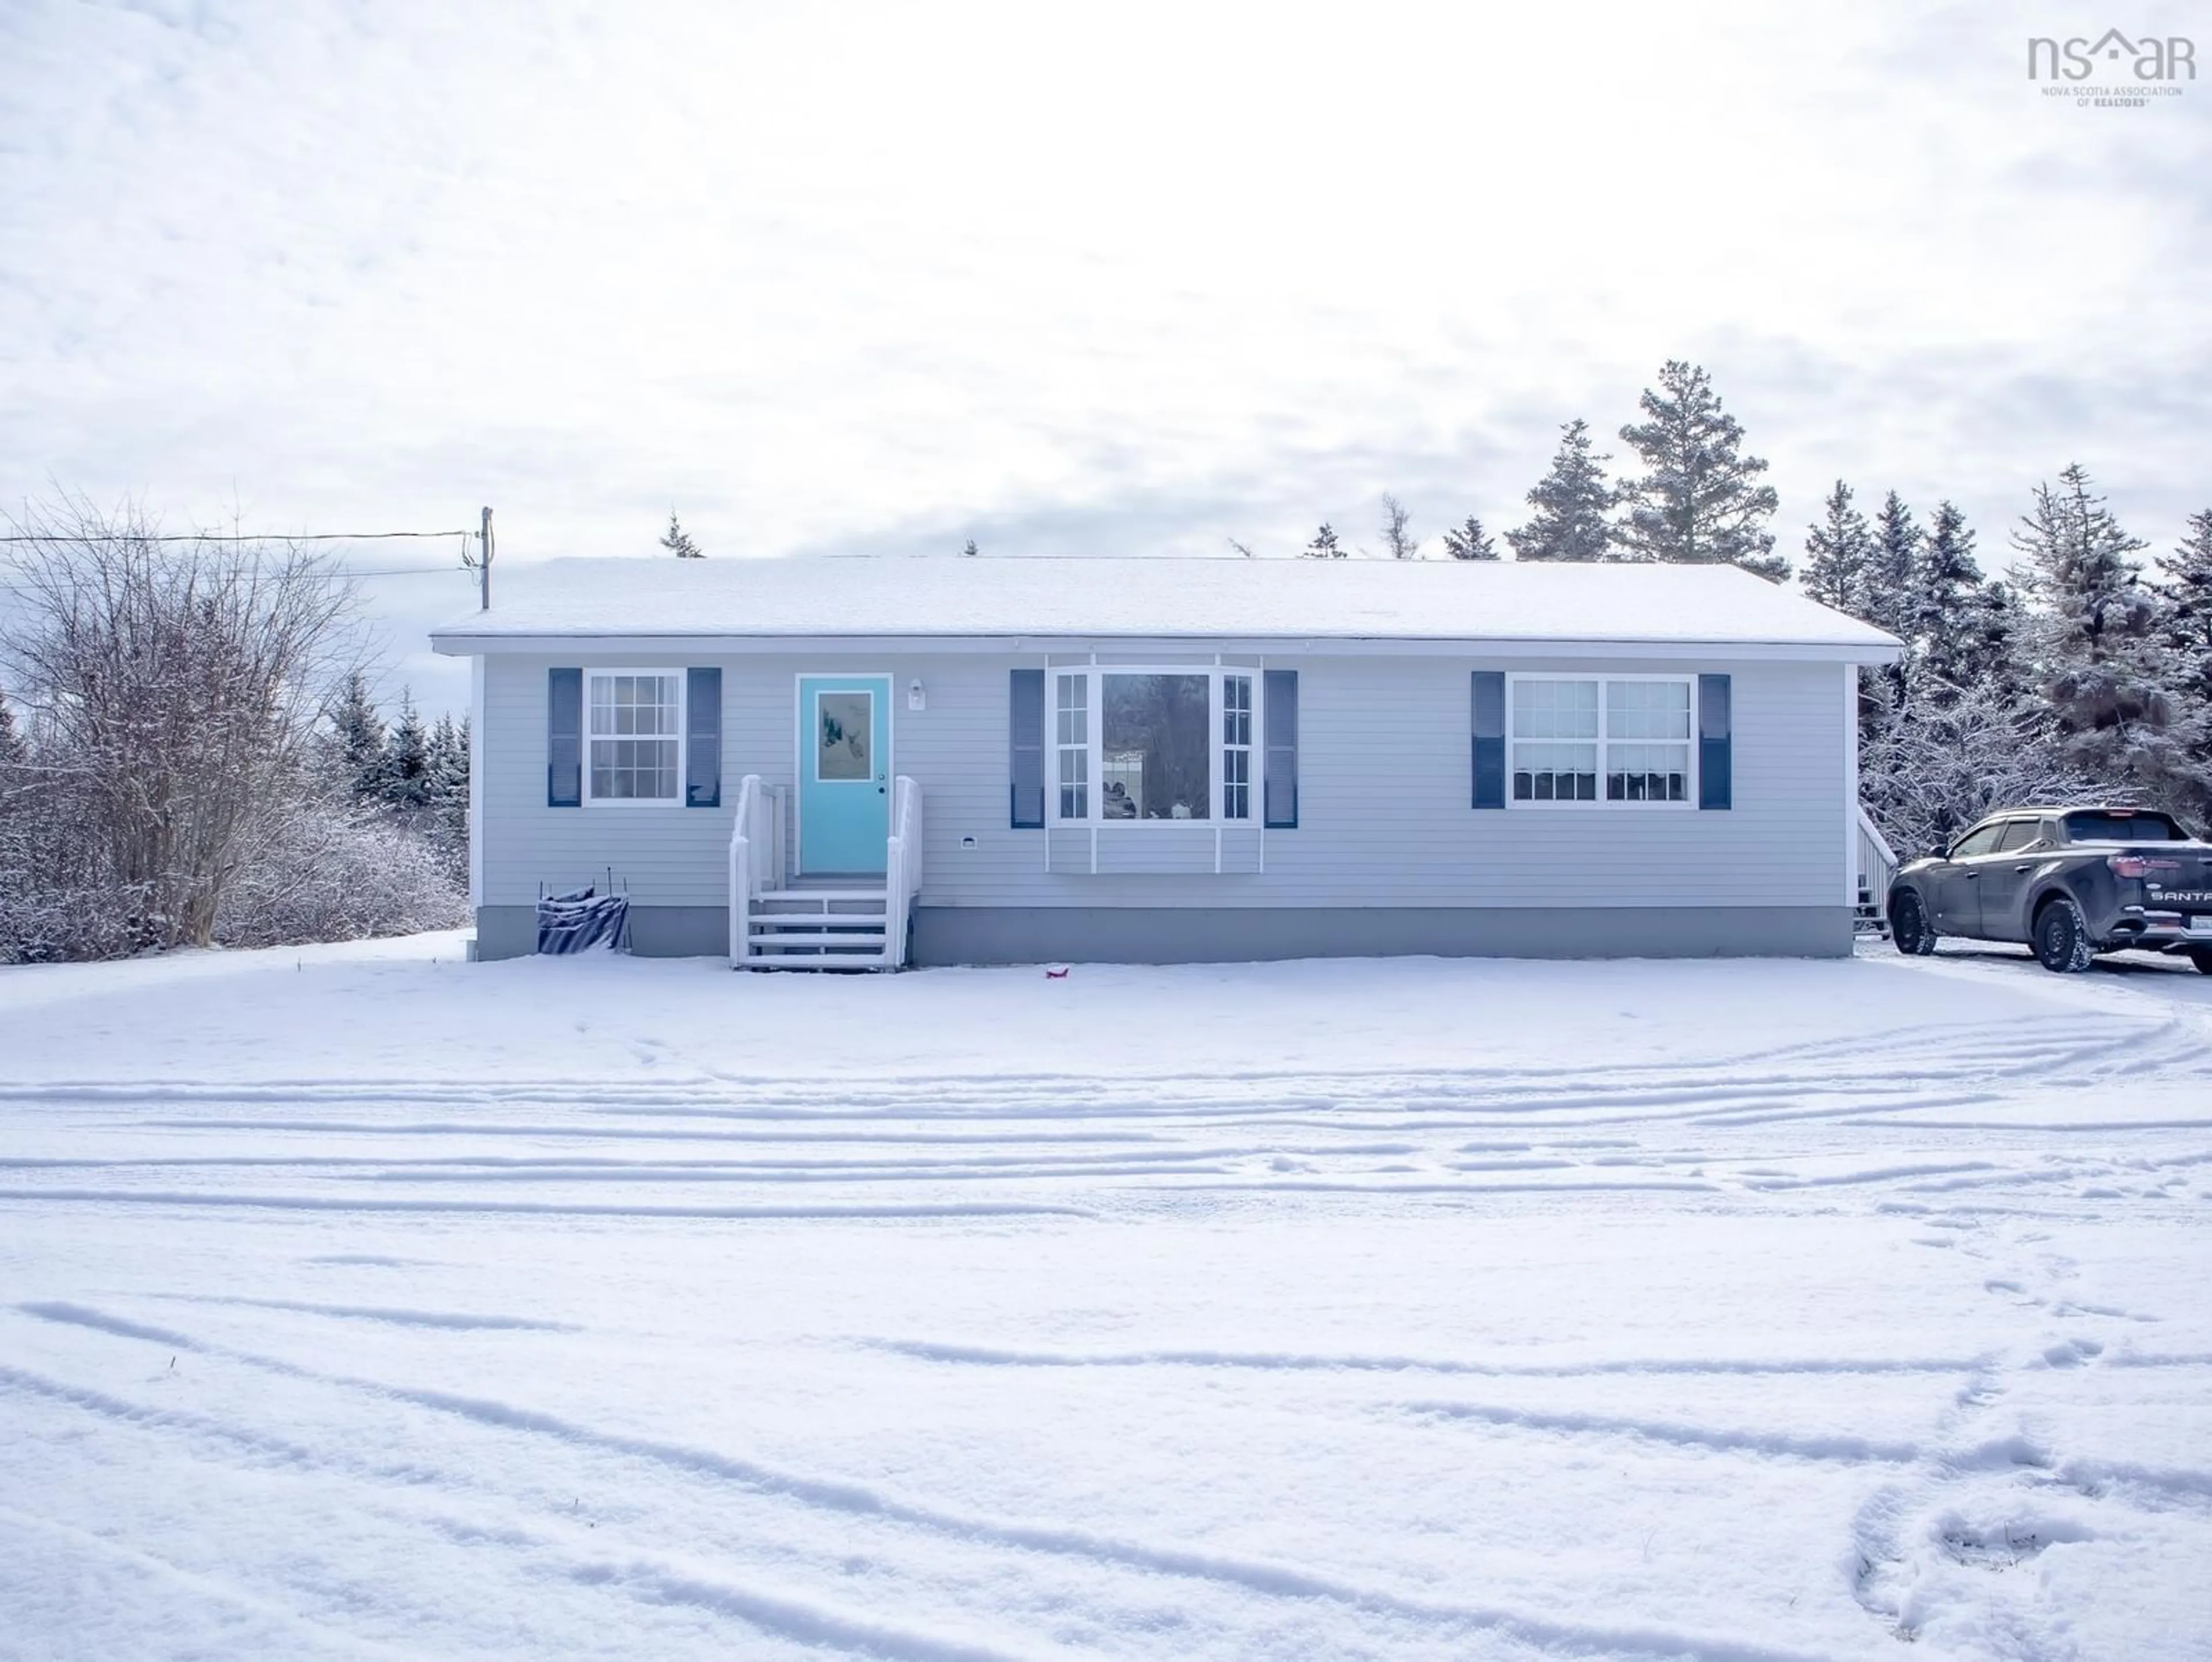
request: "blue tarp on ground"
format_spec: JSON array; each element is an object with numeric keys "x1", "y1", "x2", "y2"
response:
[{"x1": 536, "y1": 888, "x2": 629, "y2": 955}]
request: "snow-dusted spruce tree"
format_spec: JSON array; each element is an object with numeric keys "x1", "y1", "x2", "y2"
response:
[
  {"x1": 1836, "y1": 492, "x2": 2082, "y2": 856},
  {"x1": 382, "y1": 693, "x2": 434, "y2": 814},
  {"x1": 2154, "y1": 508, "x2": 2212, "y2": 819},
  {"x1": 323, "y1": 669, "x2": 391, "y2": 802},
  {"x1": 1302, "y1": 523, "x2": 1345, "y2": 559},
  {"x1": 1615, "y1": 361, "x2": 1787, "y2": 581},
  {"x1": 423, "y1": 713, "x2": 472, "y2": 884},
  {"x1": 2012, "y1": 464, "x2": 2187, "y2": 802},
  {"x1": 1442, "y1": 516, "x2": 1498, "y2": 561},
  {"x1": 1505, "y1": 419, "x2": 1617, "y2": 562},
  {"x1": 1380, "y1": 495, "x2": 1418, "y2": 559},
  {"x1": 1800, "y1": 480, "x2": 1874, "y2": 616},
  {"x1": 660, "y1": 513, "x2": 704, "y2": 558},
  {"x1": 1911, "y1": 501, "x2": 1988, "y2": 699},
  {"x1": 1864, "y1": 492, "x2": 1924, "y2": 643}
]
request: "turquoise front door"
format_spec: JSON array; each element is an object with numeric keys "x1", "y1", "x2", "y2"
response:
[{"x1": 797, "y1": 675, "x2": 891, "y2": 874}]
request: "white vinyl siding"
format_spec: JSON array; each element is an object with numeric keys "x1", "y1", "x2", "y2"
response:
[{"x1": 474, "y1": 652, "x2": 1846, "y2": 913}]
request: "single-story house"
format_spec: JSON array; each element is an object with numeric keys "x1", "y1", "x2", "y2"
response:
[{"x1": 429, "y1": 556, "x2": 1901, "y2": 966}]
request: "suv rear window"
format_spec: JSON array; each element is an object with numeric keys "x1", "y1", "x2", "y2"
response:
[{"x1": 2062, "y1": 811, "x2": 2187, "y2": 843}]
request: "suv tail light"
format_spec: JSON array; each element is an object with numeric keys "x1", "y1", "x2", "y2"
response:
[{"x1": 2109, "y1": 855, "x2": 2181, "y2": 879}]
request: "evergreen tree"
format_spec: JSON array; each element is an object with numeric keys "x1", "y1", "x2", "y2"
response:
[
  {"x1": 382, "y1": 692, "x2": 434, "y2": 813},
  {"x1": 1442, "y1": 516, "x2": 1498, "y2": 561},
  {"x1": 1962, "y1": 580, "x2": 2033, "y2": 705},
  {"x1": 1302, "y1": 523, "x2": 1345, "y2": 559},
  {"x1": 422, "y1": 713, "x2": 471, "y2": 884},
  {"x1": 1912, "y1": 500, "x2": 1987, "y2": 699},
  {"x1": 1615, "y1": 361, "x2": 1783, "y2": 580},
  {"x1": 325, "y1": 670, "x2": 389, "y2": 803},
  {"x1": 2012, "y1": 464, "x2": 2180, "y2": 795},
  {"x1": 1863, "y1": 492, "x2": 1923, "y2": 641},
  {"x1": 2154, "y1": 509, "x2": 2212, "y2": 817},
  {"x1": 1800, "y1": 480, "x2": 1874, "y2": 616},
  {"x1": 1380, "y1": 495, "x2": 1418, "y2": 559},
  {"x1": 661, "y1": 513, "x2": 704, "y2": 558},
  {"x1": 1505, "y1": 420, "x2": 1617, "y2": 562}
]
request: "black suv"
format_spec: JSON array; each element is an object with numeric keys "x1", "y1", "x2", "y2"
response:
[{"x1": 1889, "y1": 807, "x2": 2212, "y2": 974}]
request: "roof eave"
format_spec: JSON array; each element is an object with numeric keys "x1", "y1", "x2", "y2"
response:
[{"x1": 430, "y1": 629, "x2": 1902, "y2": 665}]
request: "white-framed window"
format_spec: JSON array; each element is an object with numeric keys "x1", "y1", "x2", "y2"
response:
[
  {"x1": 1509, "y1": 675, "x2": 1693, "y2": 806},
  {"x1": 1050, "y1": 667, "x2": 1257, "y2": 824},
  {"x1": 585, "y1": 669, "x2": 684, "y2": 805},
  {"x1": 1054, "y1": 672, "x2": 1089, "y2": 820},
  {"x1": 1222, "y1": 674, "x2": 1252, "y2": 821}
]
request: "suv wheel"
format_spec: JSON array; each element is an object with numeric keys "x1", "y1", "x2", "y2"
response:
[
  {"x1": 1891, "y1": 890, "x2": 1937, "y2": 957},
  {"x1": 2034, "y1": 898, "x2": 2095, "y2": 973},
  {"x1": 2191, "y1": 949, "x2": 2212, "y2": 977}
]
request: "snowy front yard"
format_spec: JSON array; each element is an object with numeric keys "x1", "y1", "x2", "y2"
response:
[{"x1": 3, "y1": 938, "x2": 2209, "y2": 1661}]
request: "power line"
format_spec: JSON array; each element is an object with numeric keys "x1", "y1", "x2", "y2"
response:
[
  {"x1": 336, "y1": 564, "x2": 474, "y2": 578},
  {"x1": 0, "y1": 528, "x2": 476, "y2": 544}
]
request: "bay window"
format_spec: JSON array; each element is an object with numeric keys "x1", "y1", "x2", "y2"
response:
[{"x1": 1051, "y1": 668, "x2": 1257, "y2": 823}]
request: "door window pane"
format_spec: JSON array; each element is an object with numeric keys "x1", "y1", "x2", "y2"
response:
[
  {"x1": 817, "y1": 692, "x2": 872, "y2": 781},
  {"x1": 1102, "y1": 673, "x2": 1210, "y2": 820}
]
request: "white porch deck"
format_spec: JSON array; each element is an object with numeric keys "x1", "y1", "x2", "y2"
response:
[{"x1": 727, "y1": 774, "x2": 922, "y2": 968}]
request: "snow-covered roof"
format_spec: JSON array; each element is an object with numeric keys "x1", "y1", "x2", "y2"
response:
[{"x1": 430, "y1": 555, "x2": 1901, "y2": 660}]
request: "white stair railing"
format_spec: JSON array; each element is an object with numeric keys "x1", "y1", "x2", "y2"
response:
[
  {"x1": 884, "y1": 775, "x2": 922, "y2": 968},
  {"x1": 1856, "y1": 802, "x2": 1897, "y2": 932},
  {"x1": 728, "y1": 774, "x2": 771, "y2": 964}
]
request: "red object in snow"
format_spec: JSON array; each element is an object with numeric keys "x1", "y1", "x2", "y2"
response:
[{"x1": 1044, "y1": 966, "x2": 1070, "y2": 979}]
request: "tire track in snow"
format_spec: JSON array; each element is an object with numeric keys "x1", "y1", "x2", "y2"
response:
[
  {"x1": 0, "y1": 1502, "x2": 422, "y2": 1661},
  {"x1": 865, "y1": 1337, "x2": 1991, "y2": 1381},
  {"x1": 7, "y1": 1301, "x2": 1842, "y2": 1662},
  {"x1": 0, "y1": 1188, "x2": 1094, "y2": 1221}
]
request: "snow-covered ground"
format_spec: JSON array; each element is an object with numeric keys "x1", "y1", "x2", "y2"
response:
[{"x1": 3, "y1": 936, "x2": 2209, "y2": 1661}]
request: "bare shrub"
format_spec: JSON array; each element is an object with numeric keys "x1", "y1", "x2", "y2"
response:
[
  {"x1": 217, "y1": 787, "x2": 468, "y2": 948},
  {"x1": 0, "y1": 493, "x2": 465, "y2": 960}
]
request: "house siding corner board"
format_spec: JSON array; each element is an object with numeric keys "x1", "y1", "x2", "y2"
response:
[{"x1": 476, "y1": 650, "x2": 1846, "y2": 930}]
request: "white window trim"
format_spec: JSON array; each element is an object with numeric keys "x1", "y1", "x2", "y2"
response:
[
  {"x1": 581, "y1": 667, "x2": 687, "y2": 808},
  {"x1": 1505, "y1": 673, "x2": 1698, "y2": 810},
  {"x1": 1049, "y1": 665, "x2": 1258, "y2": 827}
]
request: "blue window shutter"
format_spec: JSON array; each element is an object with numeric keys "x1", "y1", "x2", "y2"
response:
[
  {"x1": 1009, "y1": 669, "x2": 1044, "y2": 828},
  {"x1": 1263, "y1": 669, "x2": 1298, "y2": 828},
  {"x1": 685, "y1": 667, "x2": 721, "y2": 807},
  {"x1": 1471, "y1": 671, "x2": 1505, "y2": 809},
  {"x1": 1699, "y1": 673, "x2": 1732, "y2": 810},
  {"x1": 547, "y1": 668, "x2": 582, "y2": 807}
]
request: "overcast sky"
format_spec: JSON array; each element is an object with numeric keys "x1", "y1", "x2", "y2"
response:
[{"x1": 4, "y1": 1, "x2": 2209, "y2": 715}]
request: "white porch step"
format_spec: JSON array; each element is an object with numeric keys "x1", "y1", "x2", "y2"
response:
[{"x1": 741, "y1": 883, "x2": 893, "y2": 965}]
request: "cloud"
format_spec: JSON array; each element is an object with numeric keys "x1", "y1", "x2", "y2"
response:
[{"x1": 2, "y1": 0, "x2": 2208, "y2": 713}]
